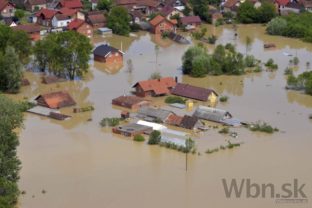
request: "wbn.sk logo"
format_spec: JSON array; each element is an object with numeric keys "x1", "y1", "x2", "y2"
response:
[{"x1": 222, "y1": 178, "x2": 308, "y2": 204}]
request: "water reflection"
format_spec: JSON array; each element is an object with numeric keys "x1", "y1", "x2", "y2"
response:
[{"x1": 287, "y1": 90, "x2": 312, "y2": 108}]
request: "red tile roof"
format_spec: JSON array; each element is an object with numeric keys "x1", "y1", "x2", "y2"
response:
[
  {"x1": 160, "y1": 6, "x2": 175, "y2": 16},
  {"x1": 87, "y1": 12, "x2": 106, "y2": 24},
  {"x1": 149, "y1": 15, "x2": 166, "y2": 26},
  {"x1": 180, "y1": 16, "x2": 201, "y2": 25},
  {"x1": 68, "y1": 18, "x2": 84, "y2": 30},
  {"x1": 0, "y1": 0, "x2": 14, "y2": 11},
  {"x1": 36, "y1": 8, "x2": 57, "y2": 19},
  {"x1": 26, "y1": 0, "x2": 46, "y2": 6},
  {"x1": 13, "y1": 24, "x2": 41, "y2": 33},
  {"x1": 59, "y1": 0, "x2": 82, "y2": 9},
  {"x1": 133, "y1": 77, "x2": 177, "y2": 95},
  {"x1": 275, "y1": 0, "x2": 290, "y2": 5},
  {"x1": 166, "y1": 114, "x2": 183, "y2": 126},
  {"x1": 59, "y1": 7, "x2": 77, "y2": 16},
  {"x1": 35, "y1": 91, "x2": 76, "y2": 109}
]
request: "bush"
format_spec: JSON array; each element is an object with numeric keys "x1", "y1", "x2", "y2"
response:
[
  {"x1": 249, "y1": 121, "x2": 279, "y2": 133},
  {"x1": 134, "y1": 134, "x2": 145, "y2": 142},
  {"x1": 130, "y1": 23, "x2": 141, "y2": 32},
  {"x1": 149, "y1": 72, "x2": 162, "y2": 80},
  {"x1": 293, "y1": 57, "x2": 299, "y2": 65},
  {"x1": 148, "y1": 130, "x2": 161, "y2": 145},
  {"x1": 265, "y1": 58, "x2": 278, "y2": 70},
  {"x1": 165, "y1": 96, "x2": 186, "y2": 104},
  {"x1": 208, "y1": 35, "x2": 217, "y2": 44},
  {"x1": 205, "y1": 148, "x2": 219, "y2": 154},
  {"x1": 219, "y1": 95, "x2": 229, "y2": 102},
  {"x1": 100, "y1": 117, "x2": 121, "y2": 127},
  {"x1": 244, "y1": 55, "x2": 256, "y2": 67}
]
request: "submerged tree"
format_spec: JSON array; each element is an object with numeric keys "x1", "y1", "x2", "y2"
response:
[{"x1": 33, "y1": 31, "x2": 92, "y2": 80}]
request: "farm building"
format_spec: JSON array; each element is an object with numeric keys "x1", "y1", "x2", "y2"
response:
[
  {"x1": 137, "y1": 107, "x2": 174, "y2": 123},
  {"x1": 112, "y1": 95, "x2": 150, "y2": 110},
  {"x1": 171, "y1": 83, "x2": 218, "y2": 102},
  {"x1": 132, "y1": 77, "x2": 177, "y2": 97},
  {"x1": 35, "y1": 91, "x2": 76, "y2": 109},
  {"x1": 193, "y1": 106, "x2": 241, "y2": 126},
  {"x1": 93, "y1": 44, "x2": 124, "y2": 63},
  {"x1": 112, "y1": 123, "x2": 153, "y2": 137}
]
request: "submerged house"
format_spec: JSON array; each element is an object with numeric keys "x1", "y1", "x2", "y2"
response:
[
  {"x1": 193, "y1": 105, "x2": 241, "y2": 126},
  {"x1": 112, "y1": 123, "x2": 153, "y2": 137},
  {"x1": 93, "y1": 44, "x2": 124, "y2": 63},
  {"x1": 112, "y1": 95, "x2": 150, "y2": 110},
  {"x1": 137, "y1": 107, "x2": 175, "y2": 123},
  {"x1": 132, "y1": 77, "x2": 177, "y2": 97},
  {"x1": 171, "y1": 83, "x2": 218, "y2": 102},
  {"x1": 35, "y1": 91, "x2": 76, "y2": 109}
]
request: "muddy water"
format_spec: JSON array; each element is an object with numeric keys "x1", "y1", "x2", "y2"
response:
[{"x1": 13, "y1": 24, "x2": 312, "y2": 208}]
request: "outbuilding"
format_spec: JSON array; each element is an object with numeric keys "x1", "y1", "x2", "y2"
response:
[
  {"x1": 112, "y1": 95, "x2": 150, "y2": 110},
  {"x1": 93, "y1": 44, "x2": 124, "y2": 63}
]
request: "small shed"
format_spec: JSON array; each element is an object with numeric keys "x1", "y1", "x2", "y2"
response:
[
  {"x1": 98, "y1": 27, "x2": 112, "y2": 35},
  {"x1": 179, "y1": 115, "x2": 199, "y2": 130},
  {"x1": 93, "y1": 44, "x2": 124, "y2": 63},
  {"x1": 35, "y1": 91, "x2": 76, "y2": 109}
]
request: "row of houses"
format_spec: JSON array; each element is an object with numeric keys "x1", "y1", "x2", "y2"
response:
[
  {"x1": 113, "y1": 105, "x2": 242, "y2": 137},
  {"x1": 222, "y1": 0, "x2": 312, "y2": 15}
]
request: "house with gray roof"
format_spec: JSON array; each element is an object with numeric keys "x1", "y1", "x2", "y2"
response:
[{"x1": 193, "y1": 106, "x2": 241, "y2": 126}]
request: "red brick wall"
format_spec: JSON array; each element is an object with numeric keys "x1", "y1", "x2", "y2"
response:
[{"x1": 94, "y1": 52, "x2": 123, "y2": 63}]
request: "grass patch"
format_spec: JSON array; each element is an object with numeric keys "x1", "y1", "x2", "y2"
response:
[{"x1": 249, "y1": 121, "x2": 279, "y2": 133}]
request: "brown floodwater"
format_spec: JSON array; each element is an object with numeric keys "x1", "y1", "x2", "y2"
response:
[{"x1": 9, "y1": 24, "x2": 312, "y2": 208}]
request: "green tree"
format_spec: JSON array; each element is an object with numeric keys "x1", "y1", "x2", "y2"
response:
[
  {"x1": 237, "y1": 1, "x2": 257, "y2": 23},
  {"x1": 190, "y1": 0, "x2": 210, "y2": 22},
  {"x1": 257, "y1": 2, "x2": 276, "y2": 23},
  {"x1": 266, "y1": 17, "x2": 287, "y2": 35},
  {"x1": 191, "y1": 54, "x2": 208, "y2": 77},
  {"x1": 0, "y1": 95, "x2": 24, "y2": 208},
  {"x1": 0, "y1": 25, "x2": 31, "y2": 64},
  {"x1": 182, "y1": 46, "x2": 207, "y2": 74},
  {"x1": 33, "y1": 40, "x2": 51, "y2": 71},
  {"x1": 107, "y1": 6, "x2": 131, "y2": 36},
  {"x1": 0, "y1": 47, "x2": 23, "y2": 93},
  {"x1": 148, "y1": 130, "x2": 161, "y2": 145},
  {"x1": 14, "y1": 9, "x2": 25, "y2": 19},
  {"x1": 97, "y1": 0, "x2": 112, "y2": 11}
]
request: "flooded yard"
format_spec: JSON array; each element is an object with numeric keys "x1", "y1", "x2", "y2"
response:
[{"x1": 13, "y1": 24, "x2": 312, "y2": 208}]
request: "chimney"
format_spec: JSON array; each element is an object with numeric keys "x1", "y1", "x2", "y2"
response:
[{"x1": 175, "y1": 76, "x2": 178, "y2": 83}]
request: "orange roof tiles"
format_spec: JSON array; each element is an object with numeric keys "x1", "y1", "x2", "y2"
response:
[
  {"x1": 133, "y1": 77, "x2": 177, "y2": 95},
  {"x1": 149, "y1": 14, "x2": 165, "y2": 26},
  {"x1": 35, "y1": 91, "x2": 76, "y2": 109}
]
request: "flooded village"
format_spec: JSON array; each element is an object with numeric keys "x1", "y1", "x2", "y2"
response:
[{"x1": 0, "y1": 0, "x2": 312, "y2": 207}]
